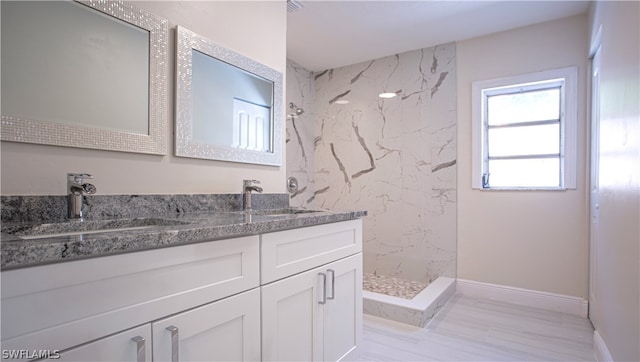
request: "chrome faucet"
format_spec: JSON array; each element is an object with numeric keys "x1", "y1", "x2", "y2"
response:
[
  {"x1": 243, "y1": 179, "x2": 263, "y2": 211},
  {"x1": 67, "y1": 173, "x2": 97, "y2": 219}
]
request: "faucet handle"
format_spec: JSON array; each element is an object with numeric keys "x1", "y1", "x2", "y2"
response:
[
  {"x1": 83, "y1": 183, "x2": 97, "y2": 194},
  {"x1": 243, "y1": 179, "x2": 261, "y2": 187},
  {"x1": 68, "y1": 173, "x2": 93, "y2": 183}
]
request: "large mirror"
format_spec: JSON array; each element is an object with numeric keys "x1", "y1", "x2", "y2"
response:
[
  {"x1": 1, "y1": 0, "x2": 168, "y2": 155},
  {"x1": 175, "y1": 26, "x2": 283, "y2": 166}
]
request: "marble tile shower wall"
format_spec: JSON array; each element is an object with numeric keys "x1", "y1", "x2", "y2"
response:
[{"x1": 286, "y1": 43, "x2": 457, "y2": 284}]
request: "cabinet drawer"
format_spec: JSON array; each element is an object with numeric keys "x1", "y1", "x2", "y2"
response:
[
  {"x1": 56, "y1": 324, "x2": 152, "y2": 362},
  {"x1": 1, "y1": 236, "x2": 259, "y2": 355},
  {"x1": 261, "y1": 220, "x2": 362, "y2": 284}
]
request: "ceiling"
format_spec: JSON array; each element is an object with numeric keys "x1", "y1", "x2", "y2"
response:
[{"x1": 287, "y1": 1, "x2": 591, "y2": 72}]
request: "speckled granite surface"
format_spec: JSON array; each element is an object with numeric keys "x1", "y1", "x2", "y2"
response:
[
  {"x1": 1, "y1": 194, "x2": 366, "y2": 270},
  {"x1": 1, "y1": 193, "x2": 290, "y2": 223}
]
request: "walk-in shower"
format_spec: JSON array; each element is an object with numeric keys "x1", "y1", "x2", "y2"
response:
[{"x1": 285, "y1": 42, "x2": 458, "y2": 327}]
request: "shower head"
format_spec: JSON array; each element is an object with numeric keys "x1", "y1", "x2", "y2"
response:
[{"x1": 289, "y1": 102, "x2": 304, "y2": 116}]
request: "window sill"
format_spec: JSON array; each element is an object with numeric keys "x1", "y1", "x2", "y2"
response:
[{"x1": 475, "y1": 187, "x2": 570, "y2": 191}]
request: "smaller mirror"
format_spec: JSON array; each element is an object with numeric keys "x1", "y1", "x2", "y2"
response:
[{"x1": 175, "y1": 26, "x2": 283, "y2": 166}]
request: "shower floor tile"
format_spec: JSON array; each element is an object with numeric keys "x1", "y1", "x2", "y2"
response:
[{"x1": 363, "y1": 273, "x2": 429, "y2": 299}]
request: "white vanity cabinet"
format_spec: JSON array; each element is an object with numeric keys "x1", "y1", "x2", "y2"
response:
[
  {"x1": 1, "y1": 235, "x2": 260, "y2": 361},
  {"x1": 1, "y1": 219, "x2": 363, "y2": 362},
  {"x1": 261, "y1": 220, "x2": 363, "y2": 362}
]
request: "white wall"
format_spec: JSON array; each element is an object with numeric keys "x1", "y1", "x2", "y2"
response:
[
  {"x1": 0, "y1": 1, "x2": 287, "y2": 196},
  {"x1": 457, "y1": 15, "x2": 590, "y2": 298},
  {"x1": 588, "y1": 2, "x2": 640, "y2": 361}
]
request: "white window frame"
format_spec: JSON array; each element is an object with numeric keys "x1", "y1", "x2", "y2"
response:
[{"x1": 471, "y1": 66, "x2": 578, "y2": 190}]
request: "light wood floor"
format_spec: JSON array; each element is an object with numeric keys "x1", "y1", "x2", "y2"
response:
[{"x1": 356, "y1": 293, "x2": 595, "y2": 361}]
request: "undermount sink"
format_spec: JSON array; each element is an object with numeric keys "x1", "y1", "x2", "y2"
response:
[
  {"x1": 254, "y1": 208, "x2": 325, "y2": 218},
  {"x1": 3, "y1": 218, "x2": 190, "y2": 240}
]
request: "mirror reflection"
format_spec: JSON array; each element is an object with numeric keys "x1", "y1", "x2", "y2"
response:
[
  {"x1": 175, "y1": 26, "x2": 283, "y2": 166},
  {"x1": 0, "y1": 0, "x2": 168, "y2": 155},
  {"x1": 2, "y1": 1, "x2": 149, "y2": 134},
  {"x1": 191, "y1": 50, "x2": 273, "y2": 152}
]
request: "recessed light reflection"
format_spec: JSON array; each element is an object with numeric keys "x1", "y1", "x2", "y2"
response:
[
  {"x1": 334, "y1": 100, "x2": 349, "y2": 104},
  {"x1": 378, "y1": 92, "x2": 397, "y2": 99}
]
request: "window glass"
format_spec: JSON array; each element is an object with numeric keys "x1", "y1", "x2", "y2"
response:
[
  {"x1": 488, "y1": 158, "x2": 560, "y2": 188},
  {"x1": 488, "y1": 123, "x2": 560, "y2": 157},
  {"x1": 487, "y1": 88, "x2": 560, "y2": 126}
]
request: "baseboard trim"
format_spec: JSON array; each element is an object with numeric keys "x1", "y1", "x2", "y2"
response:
[
  {"x1": 456, "y1": 279, "x2": 588, "y2": 318},
  {"x1": 593, "y1": 330, "x2": 613, "y2": 361}
]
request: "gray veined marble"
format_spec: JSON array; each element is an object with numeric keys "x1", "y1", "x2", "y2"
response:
[{"x1": 286, "y1": 43, "x2": 457, "y2": 285}]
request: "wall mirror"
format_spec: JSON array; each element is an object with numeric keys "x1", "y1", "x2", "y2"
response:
[
  {"x1": 175, "y1": 26, "x2": 283, "y2": 166},
  {"x1": 1, "y1": 0, "x2": 168, "y2": 155}
]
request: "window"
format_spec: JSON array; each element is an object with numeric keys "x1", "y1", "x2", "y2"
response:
[{"x1": 472, "y1": 67, "x2": 578, "y2": 190}]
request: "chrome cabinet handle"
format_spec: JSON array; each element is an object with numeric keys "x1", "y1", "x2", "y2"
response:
[
  {"x1": 318, "y1": 272, "x2": 327, "y2": 304},
  {"x1": 131, "y1": 336, "x2": 145, "y2": 362},
  {"x1": 166, "y1": 325, "x2": 179, "y2": 362},
  {"x1": 327, "y1": 269, "x2": 335, "y2": 300}
]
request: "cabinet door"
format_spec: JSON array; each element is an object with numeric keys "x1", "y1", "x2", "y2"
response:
[
  {"x1": 261, "y1": 267, "x2": 324, "y2": 361},
  {"x1": 152, "y1": 288, "x2": 260, "y2": 362},
  {"x1": 323, "y1": 254, "x2": 362, "y2": 362},
  {"x1": 262, "y1": 253, "x2": 363, "y2": 362},
  {"x1": 56, "y1": 324, "x2": 151, "y2": 362}
]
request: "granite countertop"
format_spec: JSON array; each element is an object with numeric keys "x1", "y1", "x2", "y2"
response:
[{"x1": 1, "y1": 208, "x2": 366, "y2": 270}]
